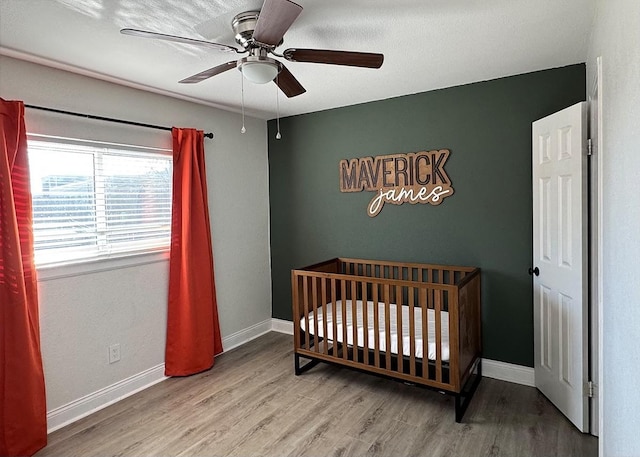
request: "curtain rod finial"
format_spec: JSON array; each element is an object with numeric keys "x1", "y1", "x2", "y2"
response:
[{"x1": 204, "y1": 132, "x2": 214, "y2": 139}]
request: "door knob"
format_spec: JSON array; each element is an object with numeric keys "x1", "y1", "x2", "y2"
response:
[{"x1": 528, "y1": 267, "x2": 540, "y2": 276}]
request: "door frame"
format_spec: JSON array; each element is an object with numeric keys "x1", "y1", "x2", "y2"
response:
[{"x1": 589, "y1": 56, "x2": 604, "y2": 443}]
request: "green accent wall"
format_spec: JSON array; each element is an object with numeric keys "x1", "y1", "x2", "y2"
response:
[{"x1": 268, "y1": 64, "x2": 585, "y2": 367}]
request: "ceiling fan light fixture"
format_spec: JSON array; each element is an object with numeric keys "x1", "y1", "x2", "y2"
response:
[
  {"x1": 238, "y1": 55, "x2": 281, "y2": 84},
  {"x1": 242, "y1": 61, "x2": 279, "y2": 84}
]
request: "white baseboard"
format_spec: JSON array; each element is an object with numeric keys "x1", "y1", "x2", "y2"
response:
[
  {"x1": 222, "y1": 318, "x2": 273, "y2": 352},
  {"x1": 481, "y1": 358, "x2": 535, "y2": 387},
  {"x1": 270, "y1": 318, "x2": 535, "y2": 387},
  {"x1": 47, "y1": 363, "x2": 167, "y2": 433}
]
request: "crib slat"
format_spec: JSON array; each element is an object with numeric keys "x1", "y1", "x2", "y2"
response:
[
  {"x1": 435, "y1": 289, "x2": 443, "y2": 383},
  {"x1": 373, "y1": 283, "x2": 380, "y2": 368},
  {"x1": 384, "y1": 284, "x2": 392, "y2": 370},
  {"x1": 351, "y1": 280, "x2": 358, "y2": 363},
  {"x1": 312, "y1": 277, "x2": 319, "y2": 353},
  {"x1": 409, "y1": 286, "x2": 416, "y2": 376},
  {"x1": 321, "y1": 278, "x2": 328, "y2": 355},
  {"x1": 303, "y1": 277, "x2": 310, "y2": 351},
  {"x1": 421, "y1": 287, "x2": 429, "y2": 380},
  {"x1": 362, "y1": 280, "x2": 369, "y2": 365},
  {"x1": 396, "y1": 285, "x2": 403, "y2": 374},
  {"x1": 341, "y1": 279, "x2": 348, "y2": 362},
  {"x1": 331, "y1": 278, "x2": 338, "y2": 357}
]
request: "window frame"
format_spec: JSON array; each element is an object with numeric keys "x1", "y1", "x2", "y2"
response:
[{"x1": 27, "y1": 134, "x2": 174, "y2": 272}]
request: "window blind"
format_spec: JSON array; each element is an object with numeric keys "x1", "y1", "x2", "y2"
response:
[{"x1": 27, "y1": 138, "x2": 172, "y2": 266}]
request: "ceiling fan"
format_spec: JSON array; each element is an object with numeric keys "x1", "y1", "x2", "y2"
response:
[{"x1": 120, "y1": 0, "x2": 384, "y2": 98}]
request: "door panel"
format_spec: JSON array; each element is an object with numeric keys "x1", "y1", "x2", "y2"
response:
[{"x1": 532, "y1": 101, "x2": 588, "y2": 433}]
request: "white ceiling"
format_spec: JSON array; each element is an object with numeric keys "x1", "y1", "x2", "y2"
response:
[{"x1": 0, "y1": 0, "x2": 595, "y2": 120}]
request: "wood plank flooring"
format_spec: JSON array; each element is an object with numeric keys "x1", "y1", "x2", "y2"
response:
[{"x1": 36, "y1": 332, "x2": 597, "y2": 457}]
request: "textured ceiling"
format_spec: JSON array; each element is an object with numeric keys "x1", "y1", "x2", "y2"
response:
[{"x1": 0, "y1": 0, "x2": 595, "y2": 119}]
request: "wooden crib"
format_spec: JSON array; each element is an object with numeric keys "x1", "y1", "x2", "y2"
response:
[{"x1": 291, "y1": 257, "x2": 482, "y2": 422}]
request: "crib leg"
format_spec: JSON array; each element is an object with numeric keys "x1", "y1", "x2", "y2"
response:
[
  {"x1": 454, "y1": 396, "x2": 462, "y2": 423},
  {"x1": 454, "y1": 358, "x2": 483, "y2": 423},
  {"x1": 294, "y1": 354, "x2": 301, "y2": 376},
  {"x1": 294, "y1": 353, "x2": 319, "y2": 376}
]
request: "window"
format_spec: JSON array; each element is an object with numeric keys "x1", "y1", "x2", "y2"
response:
[{"x1": 27, "y1": 137, "x2": 172, "y2": 266}]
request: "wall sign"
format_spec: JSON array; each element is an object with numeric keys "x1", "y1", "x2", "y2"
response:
[{"x1": 339, "y1": 149, "x2": 454, "y2": 217}]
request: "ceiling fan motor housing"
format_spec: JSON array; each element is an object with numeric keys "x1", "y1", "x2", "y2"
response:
[
  {"x1": 232, "y1": 10, "x2": 285, "y2": 49},
  {"x1": 232, "y1": 11, "x2": 260, "y2": 48}
]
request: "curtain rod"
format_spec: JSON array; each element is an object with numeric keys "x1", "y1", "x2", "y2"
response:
[{"x1": 24, "y1": 104, "x2": 214, "y2": 139}]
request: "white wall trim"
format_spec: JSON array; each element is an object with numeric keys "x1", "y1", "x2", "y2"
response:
[
  {"x1": 37, "y1": 250, "x2": 169, "y2": 282},
  {"x1": 0, "y1": 47, "x2": 256, "y2": 118},
  {"x1": 270, "y1": 318, "x2": 535, "y2": 387},
  {"x1": 47, "y1": 363, "x2": 167, "y2": 433},
  {"x1": 222, "y1": 318, "x2": 273, "y2": 352},
  {"x1": 481, "y1": 359, "x2": 535, "y2": 387}
]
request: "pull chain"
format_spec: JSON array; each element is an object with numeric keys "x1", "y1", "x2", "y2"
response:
[
  {"x1": 241, "y1": 74, "x2": 246, "y2": 134},
  {"x1": 275, "y1": 75, "x2": 282, "y2": 140}
]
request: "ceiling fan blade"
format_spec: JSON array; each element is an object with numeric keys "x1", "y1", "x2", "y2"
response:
[
  {"x1": 274, "y1": 64, "x2": 306, "y2": 98},
  {"x1": 179, "y1": 61, "x2": 238, "y2": 84},
  {"x1": 121, "y1": 28, "x2": 241, "y2": 53},
  {"x1": 252, "y1": 0, "x2": 303, "y2": 47},
  {"x1": 283, "y1": 49, "x2": 384, "y2": 68}
]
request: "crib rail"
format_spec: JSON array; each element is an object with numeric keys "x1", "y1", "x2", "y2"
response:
[
  {"x1": 338, "y1": 257, "x2": 476, "y2": 286},
  {"x1": 291, "y1": 258, "x2": 481, "y2": 394}
]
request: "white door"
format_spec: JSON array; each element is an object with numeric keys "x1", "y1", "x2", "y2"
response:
[{"x1": 532, "y1": 101, "x2": 588, "y2": 433}]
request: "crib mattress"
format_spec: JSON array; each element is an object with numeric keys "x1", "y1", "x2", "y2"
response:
[{"x1": 300, "y1": 299, "x2": 450, "y2": 362}]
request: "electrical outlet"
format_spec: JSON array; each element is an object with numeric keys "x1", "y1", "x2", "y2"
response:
[{"x1": 109, "y1": 344, "x2": 121, "y2": 364}]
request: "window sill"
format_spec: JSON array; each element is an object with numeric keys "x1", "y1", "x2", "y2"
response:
[{"x1": 37, "y1": 249, "x2": 170, "y2": 282}]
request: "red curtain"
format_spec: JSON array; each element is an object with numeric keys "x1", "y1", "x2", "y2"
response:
[
  {"x1": 165, "y1": 128, "x2": 222, "y2": 376},
  {"x1": 0, "y1": 99, "x2": 47, "y2": 456}
]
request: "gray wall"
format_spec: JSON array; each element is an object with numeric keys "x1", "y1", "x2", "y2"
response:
[
  {"x1": 0, "y1": 55, "x2": 272, "y2": 412},
  {"x1": 268, "y1": 65, "x2": 585, "y2": 367},
  {"x1": 588, "y1": 0, "x2": 640, "y2": 455}
]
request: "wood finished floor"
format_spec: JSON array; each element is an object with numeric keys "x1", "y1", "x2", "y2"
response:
[{"x1": 37, "y1": 332, "x2": 597, "y2": 457}]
